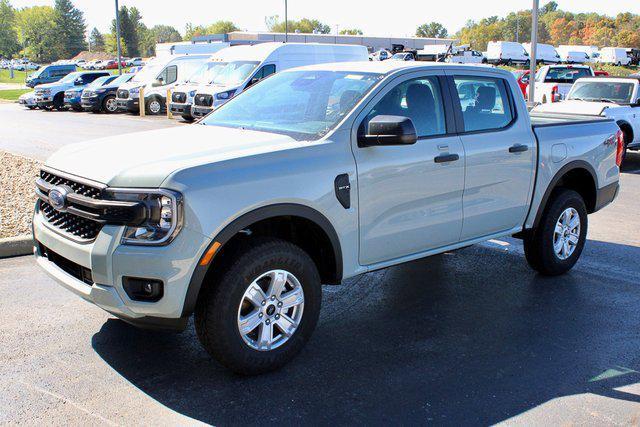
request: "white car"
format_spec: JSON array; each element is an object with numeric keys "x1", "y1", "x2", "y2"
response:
[
  {"x1": 369, "y1": 50, "x2": 391, "y2": 61},
  {"x1": 527, "y1": 65, "x2": 594, "y2": 104},
  {"x1": 18, "y1": 91, "x2": 38, "y2": 109},
  {"x1": 390, "y1": 52, "x2": 415, "y2": 61},
  {"x1": 533, "y1": 76, "x2": 640, "y2": 162},
  {"x1": 446, "y1": 50, "x2": 486, "y2": 64}
]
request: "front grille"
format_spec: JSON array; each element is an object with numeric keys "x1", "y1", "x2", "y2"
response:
[
  {"x1": 39, "y1": 244, "x2": 93, "y2": 285},
  {"x1": 38, "y1": 170, "x2": 104, "y2": 241},
  {"x1": 40, "y1": 170, "x2": 102, "y2": 199},
  {"x1": 172, "y1": 92, "x2": 187, "y2": 103},
  {"x1": 117, "y1": 89, "x2": 129, "y2": 99},
  {"x1": 194, "y1": 94, "x2": 213, "y2": 107}
]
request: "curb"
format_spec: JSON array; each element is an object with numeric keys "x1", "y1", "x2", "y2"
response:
[{"x1": 0, "y1": 235, "x2": 34, "y2": 259}]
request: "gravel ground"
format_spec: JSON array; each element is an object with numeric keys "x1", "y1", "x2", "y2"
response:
[{"x1": 0, "y1": 151, "x2": 40, "y2": 238}]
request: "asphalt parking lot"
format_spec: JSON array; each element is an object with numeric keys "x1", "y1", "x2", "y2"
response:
[
  {"x1": 0, "y1": 103, "x2": 180, "y2": 160},
  {"x1": 1, "y1": 105, "x2": 640, "y2": 424}
]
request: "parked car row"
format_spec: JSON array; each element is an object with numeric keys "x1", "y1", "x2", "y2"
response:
[
  {"x1": 0, "y1": 58, "x2": 39, "y2": 70},
  {"x1": 486, "y1": 42, "x2": 636, "y2": 66}
]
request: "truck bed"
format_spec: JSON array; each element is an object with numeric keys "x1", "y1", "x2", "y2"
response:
[{"x1": 529, "y1": 111, "x2": 613, "y2": 128}]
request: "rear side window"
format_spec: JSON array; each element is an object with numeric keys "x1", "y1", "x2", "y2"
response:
[
  {"x1": 362, "y1": 76, "x2": 446, "y2": 138},
  {"x1": 453, "y1": 76, "x2": 514, "y2": 133}
]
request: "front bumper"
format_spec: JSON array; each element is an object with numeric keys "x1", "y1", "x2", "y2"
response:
[
  {"x1": 35, "y1": 95, "x2": 53, "y2": 107},
  {"x1": 64, "y1": 96, "x2": 81, "y2": 108},
  {"x1": 116, "y1": 98, "x2": 139, "y2": 112},
  {"x1": 169, "y1": 102, "x2": 192, "y2": 116},
  {"x1": 33, "y1": 203, "x2": 211, "y2": 329},
  {"x1": 81, "y1": 97, "x2": 101, "y2": 110},
  {"x1": 191, "y1": 105, "x2": 213, "y2": 118},
  {"x1": 19, "y1": 97, "x2": 36, "y2": 107}
]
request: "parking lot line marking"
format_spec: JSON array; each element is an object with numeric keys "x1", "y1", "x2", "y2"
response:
[{"x1": 16, "y1": 379, "x2": 119, "y2": 426}]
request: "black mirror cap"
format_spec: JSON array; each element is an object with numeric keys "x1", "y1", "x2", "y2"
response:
[{"x1": 359, "y1": 115, "x2": 418, "y2": 147}]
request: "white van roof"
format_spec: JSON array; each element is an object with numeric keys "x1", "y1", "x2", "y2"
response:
[{"x1": 209, "y1": 42, "x2": 368, "y2": 63}]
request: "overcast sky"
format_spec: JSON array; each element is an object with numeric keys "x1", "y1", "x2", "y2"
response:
[{"x1": 10, "y1": 0, "x2": 640, "y2": 37}]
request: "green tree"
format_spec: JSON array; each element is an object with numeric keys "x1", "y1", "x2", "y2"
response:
[
  {"x1": 15, "y1": 6, "x2": 58, "y2": 62},
  {"x1": 111, "y1": 6, "x2": 140, "y2": 56},
  {"x1": 137, "y1": 25, "x2": 182, "y2": 56},
  {"x1": 89, "y1": 27, "x2": 105, "y2": 52},
  {"x1": 415, "y1": 22, "x2": 448, "y2": 38},
  {"x1": 53, "y1": 0, "x2": 87, "y2": 58},
  {"x1": 266, "y1": 16, "x2": 331, "y2": 34},
  {"x1": 339, "y1": 28, "x2": 363, "y2": 35},
  {"x1": 206, "y1": 20, "x2": 240, "y2": 34},
  {"x1": 0, "y1": 0, "x2": 19, "y2": 58}
]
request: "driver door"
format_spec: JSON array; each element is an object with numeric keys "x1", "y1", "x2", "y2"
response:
[{"x1": 352, "y1": 71, "x2": 465, "y2": 265}]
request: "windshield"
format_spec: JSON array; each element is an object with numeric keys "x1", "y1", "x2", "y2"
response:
[
  {"x1": 185, "y1": 62, "x2": 227, "y2": 84},
  {"x1": 131, "y1": 61, "x2": 165, "y2": 83},
  {"x1": 202, "y1": 70, "x2": 382, "y2": 141},
  {"x1": 59, "y1": 72, "x2": 82, "y2": 83},
  {"x1": 568, "y1": 81, "x2": 635, "y2": 104},
  {"x1": 209, "y1": 61, "x2": 260, "y2": 87},
  {"x1": 541, "y1": 68, "x2": 592, "y2": 84},
  {"x1": 110, "y1": 73, "x2": 133, "y2": 86},
  {"x1": 30, "y1": 66, "x2": 46, "y2": 78},
  {"x1": 87, "y1": 75, "x2": 113, "y2": 88}
]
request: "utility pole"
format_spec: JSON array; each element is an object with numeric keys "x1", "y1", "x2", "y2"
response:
[
  {"x1": 528, "y1": 0, "x2": 539, "y2": 108},
  {"x1": 115, "y1": 0, "x2": 123, "y2": 75},
  {"x1": 516, "y1": 14, "x2": 520, "y2": 43},
  {"x1": 284, "y1": 0, "x2": 288, "y2": 42}
]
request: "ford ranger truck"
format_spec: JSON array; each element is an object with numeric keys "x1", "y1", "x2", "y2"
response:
[
  {"x1": 33, "y1": 62, "x2": 622, "y2": 375},
  {"x1": 533, "y1": 75, "x2": 640, "y2": 164}
]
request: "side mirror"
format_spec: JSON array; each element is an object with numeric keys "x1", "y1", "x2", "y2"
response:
[
  {"x1": 74, "y1": 79, "x2": 83, "y2": 86},
  {"x1": 358, "y1": 115, "x2": 418, "y2": 147},
  {"x1": 152, "y1": 78, "x2": 163, "y2": 87}
]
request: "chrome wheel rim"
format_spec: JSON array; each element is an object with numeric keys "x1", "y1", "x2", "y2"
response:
[
  {"x1": 149, "y1": 100, "x2": 161, "y2": 114},
  {"x1": 105, "y1": 98, "x2": 117, "y2": 112},
  {"x1": 553, "y1": 207, "x2": 580, "y2": 260},
  {"x1": 237, "y1": 269, "x2": 304, "y2": 351}
]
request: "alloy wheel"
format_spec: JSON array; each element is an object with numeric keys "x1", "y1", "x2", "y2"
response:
[{"x1": 553, "y1": 207, "x2": 581, "y2": 260}]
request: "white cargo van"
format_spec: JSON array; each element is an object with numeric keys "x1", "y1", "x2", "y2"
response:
[
  {"x1": 559, "y1": 51, "x2": 589, "y2": 64},
  {"x1": 558, "y1": 45, "x2": 599, "y2": 63},
  {"x1": 598, "y1": 48, "x2": 632, "y2": 66},
  {"x1": 155, "y1": 41, "x2": 230, "y2": 57},
  {"x1": 191, "y1": 42, "x2": 368, "y2": 118},
  {"x1": 116, "y1": 55, "x2": 212, "y2": 115},
  {"x1": 522, "y1": 43, "x2": 560, "y2": 64},
  {"x1": 486, "y1": 41, "x2": 530, "y2": 65},
  {"x1": 169, "y1": 53, "x2": 230, "y2": 121}
]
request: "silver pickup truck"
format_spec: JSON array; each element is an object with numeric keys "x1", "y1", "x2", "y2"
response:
[{"x1": 33, "y1": 62, "x2": 622, "y2": 374}]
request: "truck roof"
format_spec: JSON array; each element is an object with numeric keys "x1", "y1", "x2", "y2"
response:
[{"x1": 289, "y1": 61, "x2": 511, "y2": 77}]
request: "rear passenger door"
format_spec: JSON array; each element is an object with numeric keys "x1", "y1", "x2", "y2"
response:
[
  {"x1": 447, "y1": 72, "x2": 535, "y2": 240},
  {"x1": 353, "y1": 71, "x2": 465, "y2": 265}
]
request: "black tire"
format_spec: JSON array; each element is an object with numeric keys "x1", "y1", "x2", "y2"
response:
[
  {"x1": 26, "y1": 106, "x2": 36, "y2": 110},
  {"x1": 53, "y1": 94, "x2": 65, "y2": 111},
  {"x1": 524, "y1": 189, "x2": 588, "y2": 276},
  {"x1": 195, "y1": 238, "x2": 322, "y2": 375},
  {"x1": 102, "y1": 95, "x2": 118, "y2": 114},
  {"x1": 181, "y1": 114, "x2": 195, "y2": 123},
  {"x1": 145, "y1": 97, "x2": 163, "y2": 115}
]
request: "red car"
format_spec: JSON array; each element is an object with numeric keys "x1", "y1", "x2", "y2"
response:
[
  {"x1": 512, "y1": 70, "x2": 531, "y2": 98},
  {"x1": 594, "y1": 70, "x2": 610, "y2": 77}
]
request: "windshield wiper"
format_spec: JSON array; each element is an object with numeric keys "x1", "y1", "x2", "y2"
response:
[{"x1": 597, "y1": 99, "x2": 616, "y2": 104}]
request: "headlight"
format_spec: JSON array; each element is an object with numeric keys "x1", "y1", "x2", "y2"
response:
[
  {"x1": 215, "y1": 90, "x2": 236, "y2": 100},
  {"x1": 105, "y1": 189, "x2": 183, "y2": 246},
  {"x1": 42, "y1": 89, "x2": 51, "y2": 95},
  {"x1": 129, "y1": 87, "x2": 140, "y2": 95}
]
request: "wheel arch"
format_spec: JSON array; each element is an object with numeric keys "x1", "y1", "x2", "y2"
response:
[
  {"x1": 617, "y1": 120, "x2": 633, "y2": 145},
  {"x1": 181, "y1": 203, "x2": 343, "y2": 317},
  {"x1": 532, "y1": 160, "x2": 598, "y2": 229}
]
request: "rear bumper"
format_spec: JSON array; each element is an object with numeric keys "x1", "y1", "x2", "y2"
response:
[
  {"x1": 627, "y1": 142, "x2": 640, "y2": 151},
  {"x1": 595, "y1": 181, "x2": 620, "y2": 212},
  {"x1": 117, "y1": 98, "x2": 138, "y2": 112}
]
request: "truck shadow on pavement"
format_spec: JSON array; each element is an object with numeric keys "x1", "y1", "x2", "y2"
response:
[{"x1": 91, "y1": 240, "x2": 640, "y2": 425}]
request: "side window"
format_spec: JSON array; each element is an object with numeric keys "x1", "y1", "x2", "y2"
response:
[
  {"x1": 246, "y1": 64, "x2": 276, "y2": 88},
  {"x1": 83, "y1": 74, "x2": 101, "y2": 84},
  {"x1": 165, "y1": 65, "x2": 178, "y2": 85},
  {"x1": 453, "y1": 76, "x2": 514, "y2": 133},
  {"x1": 362, "y1": 76, "x2": 446, "y2": 138}
]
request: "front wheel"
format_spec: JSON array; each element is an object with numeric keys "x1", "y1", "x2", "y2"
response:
[
  {"x1": 102, "y1": 95, "x2": 118, "y2": 114},
  {"x1": 195, "y1": 239, "x2": 322, "y2": 375},
  {"x1": 524, "y1": 189, "x2": 588, "y2": 276},
  {"x1": 145, "y1": 97, "x2": 163, "y2": 115}
]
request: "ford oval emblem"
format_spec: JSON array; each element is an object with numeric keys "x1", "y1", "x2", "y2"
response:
[{"x1": 48, "y1": 186, "x2": 69, "y2": 211}]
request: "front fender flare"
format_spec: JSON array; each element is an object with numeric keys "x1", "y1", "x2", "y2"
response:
[{"x1": 181, "y1": 203, "x2": 343, "y2": 317}]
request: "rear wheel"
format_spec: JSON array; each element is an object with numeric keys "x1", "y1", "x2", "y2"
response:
[
  {"x1": 102, "y1": 95, "x2": 118, "y2": 114},
  {"x1": 181, "y1": 114, "x2": 195, "y2": 123},
  {"x1": 195, "y1": 239, "x2": 322, "y2": 375},
  {"x1": 524, "y1": 189, "x2": 588, "y2": 276}
]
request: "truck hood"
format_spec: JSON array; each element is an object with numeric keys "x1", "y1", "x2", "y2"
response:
[
  {"x1": 36, "y1": 82, "x2": 67, "y2": 90},
  {"x1": 45, "y1": 125, "x2": 309, "y2": 187},
  {"x1": 533, "y1": 100, "x2": 616, "y2": 116}
]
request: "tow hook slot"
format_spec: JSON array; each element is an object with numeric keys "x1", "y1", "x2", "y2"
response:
[{"x1": 334, "y1": 174, "x2": 351, "y2": 209}]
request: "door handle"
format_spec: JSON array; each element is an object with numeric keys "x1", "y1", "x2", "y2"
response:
[
  {"x1": 434, "y1": 153, "x2": 460, "y2": 163},
  {"x1": 509, "y1": 144, "x2": 529, "y2": 153}
]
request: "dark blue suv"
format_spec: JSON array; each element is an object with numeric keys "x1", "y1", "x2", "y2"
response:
[{"x1": 80, "y1": 73, "x2": 134, "y2": 113}]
